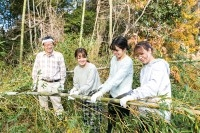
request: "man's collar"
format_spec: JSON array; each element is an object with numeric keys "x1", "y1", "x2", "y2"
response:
[{"x1": 42, "y1": 51, "x2": 55, "y2": 56}]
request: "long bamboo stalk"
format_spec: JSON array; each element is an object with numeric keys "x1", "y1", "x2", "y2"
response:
[
  {"x1": 108, "y1": 0, "x2": 112, "y2": 45},
  {"x1": 19, "y1": 0, "x2": 27, "y2": 67},
  {"x1": 169, "y1": 59, "x2": 200, "y2": 63},
  {"x1": 1, "y1": 91, "x2": 200, "y2": 116},
  {"x1": 79, "y1": 0, "x2": 86, "y2": 47},
  {"x1": 89, "y1": 0, "x2": 100, "y2": 46},
  {"x1": 27, "y1": 0, "x2": 33, "y2": 54},
  {"x1": 66, "y1": 59, "x2": 200, "y2": 74}
]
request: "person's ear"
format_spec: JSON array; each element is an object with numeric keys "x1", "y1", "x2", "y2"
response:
[{"x1": 148, "y1": 48, "x2": 152, "y2": 53}]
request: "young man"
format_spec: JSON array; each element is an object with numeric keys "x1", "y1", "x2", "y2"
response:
[{"x1": 32, "y1": 36, "x2": 66, "y2": 117}]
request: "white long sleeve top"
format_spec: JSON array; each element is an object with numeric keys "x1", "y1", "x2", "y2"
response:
[
  {"x1": 100, "y1": 55, "x2": 133, "y2": 98},
  {"x1": 73, "y1": 63, "x2": 101, "y2": 96},
  {"x1": 129, "y1": 59, "x2": 171, "y2": 121},
  {"x1": 130, "y1": 59, "x2": 171, "y2": 100}
]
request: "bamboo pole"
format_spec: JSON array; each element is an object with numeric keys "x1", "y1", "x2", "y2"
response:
[
  {"x1": 65, "y1": 59, "x2": 200, "y2": 74},
  {"x1": 89, "y1": 0, "x2": 100, "y2": 46},
  {"x1": 169, "y1": 59, "x2": 200, "y2": 63},
  {"x1": 19, "y1": 0, "x2": 27, "y2": 67},
  {"x1": 1, "y1": 91, "x2": 200, "y2": 116},
  {"x1": 108, "y1": 0, "x2": 113, "y2": 45},
  {"x1": 27, "y1": 0, "x2": 34, "y2": 54},
  {"x1": 79, "y1": 0, "x2": 86, "y2": 47}
]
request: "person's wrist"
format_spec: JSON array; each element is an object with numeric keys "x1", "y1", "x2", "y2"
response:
[
  {"x1": 96, "y1": 91, "x2": 103, "y2": 98},
  {"x1": 77, "y1": 90, "x2": 80, "y2": 94},
  {"x1": 99, "y1": 91, "x2": 104, "y2": 95}
]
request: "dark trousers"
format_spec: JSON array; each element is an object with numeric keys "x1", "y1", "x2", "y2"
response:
[
  {"x1": 107, "y1": 95, "x2": 130, "y2": 133},
  {"x1": 82, "y1": 100, "x2": 102, "y2": 133}
]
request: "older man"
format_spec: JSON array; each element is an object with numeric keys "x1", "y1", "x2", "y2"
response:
[{"x1": 32, "y1": 36, "x2": 66, "y2": 116}]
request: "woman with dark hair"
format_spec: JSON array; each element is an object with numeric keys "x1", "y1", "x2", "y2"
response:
[
  {"x1": 69, "y1": 48, "x2": 102, "y2": 132},
  {"x1": 90, "y1": 36, "x2": 134, "y2": 133},
  {"x1": 120, "y1": 41, "x2": 171, "y2": 124}
]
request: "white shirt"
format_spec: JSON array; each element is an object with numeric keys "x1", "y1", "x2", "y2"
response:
[{"x1": 100, "y1": 55, "x2": 133, "y2": 98}]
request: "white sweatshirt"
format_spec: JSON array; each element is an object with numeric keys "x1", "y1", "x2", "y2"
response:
[
  {"x1": 130, "y1": 59, "x2": 171, "y2": 121},
  {"x1": 131, "y1": 59, "x2": 171, "y2": 99},
  {"x1": 73, "y1": 63, "x2": 101, "y2": 95},
  {"x1": 100, "y1": 55, "x2": 133, "y2": 98}
]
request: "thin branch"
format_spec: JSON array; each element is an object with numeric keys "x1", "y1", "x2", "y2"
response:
[
  {"x1": 8, "y1": 19, "x2": 46, "y2": 41},
  {"x1": 134, "y1": 0, "x2": 151, "y2": 26},
  {"x1": 90, "y1": 0, "x2": 101, "y2": 46}
]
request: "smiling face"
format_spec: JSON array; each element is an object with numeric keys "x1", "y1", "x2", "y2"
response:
[
  {"x1": 76, "y1": 53, "x2": 87, "y2": 67},
  {"x1": 134, "y1": 47, "x2": 154, "y2": 64},
  {"x1": 112, "y1": 46, "x2": 126, "y2": 60},
  {"x1": 74, "y1": 48, "x2": 88, "y2": 67},
  {"x1": 43, "y1": 41, "x2": 54, "y2": 55}
]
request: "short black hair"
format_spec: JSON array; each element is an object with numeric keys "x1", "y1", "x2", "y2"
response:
[
  {"x1": 42, "y1": 35, "x2": 54, "y2": 40},
  {"x1": 110, "y1": 36, "x2": 129, "y2": 50},
  {"x1": 42, "y1": 36, "x2": 54, "y2": 45}
]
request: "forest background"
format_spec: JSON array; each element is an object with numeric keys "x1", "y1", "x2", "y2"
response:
[{"x1": 0, "y1": 0, "x2": 200, "y2": 132}]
